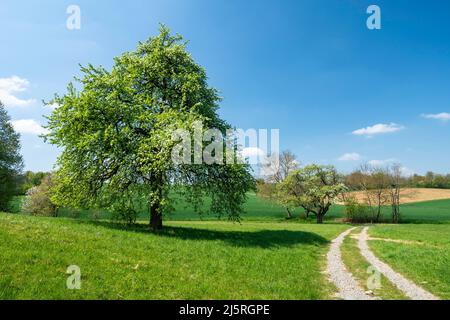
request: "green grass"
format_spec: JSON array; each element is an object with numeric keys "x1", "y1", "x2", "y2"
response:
[
  {"x1": 166, "y1": 192, "x2": 290, "y2": 221},
  {"x1": 11, "y1": 194, "x2": 450, "y2": 224},
  {"x1": 3, "y1": 193, "x2": 449, "y2": 300},
  {"x1": 340, "y1": 228, "x2": 407, "y2": 300},
  {"x1": 0, "y1": 212, "x2": 348, "y2": 300},
  {"x1": 398, "y1": 200, "x2": 450, "y2": 223},
  {"x1": 328, "y1": 199, "x2": 450, "y2": 224},
  {"x1": 53, "y1": 192, "x2": 291, "y2": 222},
  {"x1": 368, "y1": 224, "x2": 450, "y2": 299}
]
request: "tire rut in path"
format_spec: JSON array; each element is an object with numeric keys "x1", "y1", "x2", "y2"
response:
[
  {"x1": 358, "y1": 227, "x2": 439, "y2": 300},
  {"x1": 326, "y1": 227, "x2": 376, "y2": 300}
]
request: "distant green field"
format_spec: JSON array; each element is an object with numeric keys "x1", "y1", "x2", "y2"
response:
[
  {"x1": 397, "y1": 199, "x2": 450, "y2": 223},
  {"x1": 9, "y1": 194, "x2": 450, "y2": 224},
  {"x1": 0, "y1": 213, "x2": 347, "y2": 299},
  {"x1": 53, "y1": 192, "x2": 295, "y2": 222},
  {"x1": 54, "y1": 198, "x2": 450, "y2": 224}
]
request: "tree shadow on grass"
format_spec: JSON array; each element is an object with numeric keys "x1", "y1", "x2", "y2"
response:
[{"x1": 83, "y1": 221, "x2": 329, "y2": 249}]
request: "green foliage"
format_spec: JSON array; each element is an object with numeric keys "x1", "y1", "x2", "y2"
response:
[
  {"x1": 345, "y1": 170, "x2": 450, "y2": 190},
  {"x1": 108, "y1": 191, "x2": 146, "y2": 225},
  {"x1": 407, "y1": 172, "x2": 450, "y2": 189},
  {"x1": 5, "y1": 196, "x2": 23, "y2": 213},
  {"x1": 45, "y1": 25, "x2": 254, "y2": 229},
  {"x1": 0, "y1": 101, "x2": 23, "y2": 211},
  {"x1": 278, "y1": 164, "x2": 347, "y2": 223},
  {"x1": 22, "y1": 175, "x2": 57, "y2": 217},
  {"x1": 344, "y1": 198, "x2": 372, "y2": 224},
  {"x1": 257, "y1": 181, "x2": 297, "y2": 220},
  {"x1": 110, "y1": 204, "x2": 138, "y2": 225},
  {"x1": 18, "y1": 171, "x2": 48, "y2": 195}
]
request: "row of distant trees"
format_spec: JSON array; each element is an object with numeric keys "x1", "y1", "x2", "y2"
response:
[
  {"x1": 405, "y1": 172, "x2": 450, "y2": 189},
  {"x1": 345, "y1": 170, "x2": 450, "y2": 190}
]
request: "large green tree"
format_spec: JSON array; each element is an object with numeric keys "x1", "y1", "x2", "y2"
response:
[
  {"x1": 278, "y1": 165, "x2": 346, "y2": 224},
  {"x1": 0, "y1": 101, "x2": 23, "y2": 211},
  {"x1": 46, "y1": 26, "x2": 254, "y2": 230}
]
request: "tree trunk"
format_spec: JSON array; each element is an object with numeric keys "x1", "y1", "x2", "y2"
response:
[
  {"x1": 285, "y1": 208, "x2": 293, "y2": 220},
  {"x1": 317, "y1": 214, "x2": 324, "y2": 224},
  {"x1": 391, "y1": 187, "x2": 400, "y2": 224},
  {"x1": 305, "y1": 209, "x2": 310, "y2": 219},
  {"x1": 149, "y1": 175, "x2": 164, "y2": 231},
  {"x1": 376, "y1": 205, "x2": 381, "y2": 223},
  {"x1": 150, "y1": 202, "x2": 163, "y2": 231}
]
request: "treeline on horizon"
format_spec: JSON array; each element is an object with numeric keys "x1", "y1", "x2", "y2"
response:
[
  {"x1": 345, "y1": 171, "x2": 450, "y2": 190},
  {"x1": 405, "y1": 172, "x2": 450, "y2": 189}
]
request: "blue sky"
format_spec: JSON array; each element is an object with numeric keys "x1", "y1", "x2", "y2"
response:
[{"x1": 1, "y1": 0, "x2": 449, "y2": 174}]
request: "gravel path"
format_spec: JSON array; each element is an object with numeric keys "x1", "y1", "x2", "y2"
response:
[
  {"x1": 326, "y1": 227, "x2": 376, "y2": 300},
  {"x1": 358, "y1": 227, "x2": 439, "y2": 300}
]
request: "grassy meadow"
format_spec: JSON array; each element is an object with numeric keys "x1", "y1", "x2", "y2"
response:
[
  {"x1": 0, "y1": 213, "x2": 347, "y2": 299},
  {"x1": 1, "y1": 192, "x2": 450, "y2": 299},
  {"x1": 368, "y1": 224, "x2": 450, "y2": 299}
]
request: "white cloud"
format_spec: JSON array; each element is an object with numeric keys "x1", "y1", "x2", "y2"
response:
[
  {"x1": 352, "y1": 123, "x2": 404, "y2": 137},
  {"x1": 367, "y1": 158, "x2": 397, "y2": 166},
  {"x1": 241, "y1": 147, "x2": 266, "y2": 158},
  {"x1": 338, "y1": 152, "x2": 361, "y2": 161},
  {"x1": 422, "y1": 112, "x2": 450, "y2": 122},
  {"x1": 400, "y1": 166, "x2": 415, "y2": 177},
  {"x1": 259, "y1": 153, "x2": 279, "y2": 177},
  {"x1": 10, "y1": 119, "x2": 49, "y2": 135},
  {"x1": 0, "y1": 76, "x2": 35, "y2": 107}
]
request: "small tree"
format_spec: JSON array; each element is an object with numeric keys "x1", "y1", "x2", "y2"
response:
[
  {"x1": 0, "y1": 101, "x2": 23, "y2": 211},
  {"x1": 22, "y1": 175, "x2": 57, "y2": 217},
  {"x1": 370, "y1": 167, "x2": 390, "y2": 222},
  {"x1": 388, "y1": 164, "x2": 402, "y2": 223},
  {"x1": 279, "y1": 165, "x2": 347, "y2": 224}
]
